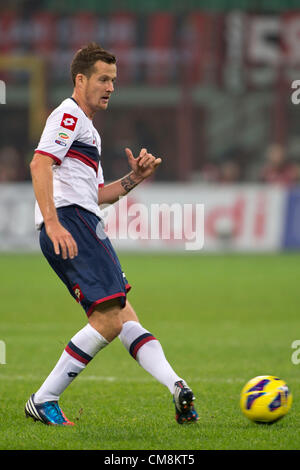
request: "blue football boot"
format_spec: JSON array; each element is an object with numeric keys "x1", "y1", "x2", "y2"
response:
[{"x1": 25, "y1": 394, "x2": 74, "y2": 426}]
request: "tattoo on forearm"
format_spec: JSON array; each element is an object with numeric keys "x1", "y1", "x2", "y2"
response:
[{"x1": 120, "y1": 174, "x2": 139, "y2": 193}]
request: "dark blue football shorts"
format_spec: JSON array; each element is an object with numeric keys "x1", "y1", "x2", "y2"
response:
[{"x1": 39, "y1": 204, "x2": 131, "y2": 317}]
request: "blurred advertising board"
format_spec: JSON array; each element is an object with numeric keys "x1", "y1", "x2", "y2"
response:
[
  {"x1": 283, "y1": 187, "x2": 300, "y2": 249},
  {"x1": 0, "y1": 183, "x2": 39, "y2": 251},
  {"x1": 0, "y1": 182, "x2": 294, "y2": 253}
]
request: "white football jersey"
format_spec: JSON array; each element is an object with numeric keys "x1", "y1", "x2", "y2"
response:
[{"x1": 34, "y1": 97, "x2": 104, "y2": 229}]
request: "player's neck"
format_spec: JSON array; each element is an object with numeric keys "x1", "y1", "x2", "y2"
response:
[{"x1": 71, "y1": 92, "x2": 95, "y2": 120}]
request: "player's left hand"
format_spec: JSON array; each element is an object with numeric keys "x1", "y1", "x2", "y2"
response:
[{"x1": 125, "y1": 147, "x2": 162, "y2": 180}]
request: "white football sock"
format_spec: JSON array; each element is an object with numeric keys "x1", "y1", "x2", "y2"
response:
[
  {"x1": 34, "y1": 323, "x2": 109, "y2": 403},
  {"x1": 119, "y1": 320, "x2": 181, "y2": 394}
]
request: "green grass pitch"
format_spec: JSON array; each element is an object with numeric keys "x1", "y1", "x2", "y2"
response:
[{"x1": 0, "y1": 251, "x2": 299, "y2": 450}]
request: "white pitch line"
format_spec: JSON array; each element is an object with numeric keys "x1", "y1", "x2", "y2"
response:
[
  {"x1": 0, "y1": 374, "x2": 297, "y2": 385},
  {"x1": 0, "y1": 374, "x2": 261, "y2": 384}
]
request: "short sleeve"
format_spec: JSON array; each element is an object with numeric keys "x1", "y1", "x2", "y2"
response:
[
  {"x1": 97, "y1": 163, "x2": 105, "y2": 188},
  {"x1": 35, "y1": 107, "x2": 80, "y2": 165}
]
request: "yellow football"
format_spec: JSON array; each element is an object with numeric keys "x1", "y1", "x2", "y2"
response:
[{"x1": 240, "y1": 375, "x2": 292, "y2": 423}]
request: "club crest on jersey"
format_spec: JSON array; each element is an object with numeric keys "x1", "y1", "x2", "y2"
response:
[
  {"x1": 60, "y1": 113, "x2": 78, "y2": 131},
  {"x1": 72, "y1": 283, "x2": 84, "y2": 303}
]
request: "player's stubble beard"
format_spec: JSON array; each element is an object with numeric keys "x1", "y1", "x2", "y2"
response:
[{"x1": 83, "y1": 82, "x2": 109, "y2": 116}]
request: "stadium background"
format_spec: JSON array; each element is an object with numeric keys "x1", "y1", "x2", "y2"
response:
[
  {"x1": 1, "y1": 0, "x2": 300, "y2": 452},
  {"x1": 1, "y1": 0, "x2": 300, "y2": 252}
]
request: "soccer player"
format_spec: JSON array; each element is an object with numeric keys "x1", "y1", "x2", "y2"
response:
[{"x1": 25, "y1": 43, "x2": 198, "y2": 426}]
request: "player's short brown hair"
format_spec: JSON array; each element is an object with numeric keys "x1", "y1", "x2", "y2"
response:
[{"x1": 70, "y1": 42, "x2": 116, "y2": 86}]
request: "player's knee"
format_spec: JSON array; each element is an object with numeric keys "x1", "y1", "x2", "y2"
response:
[{"x1": 89, "y1": 298, "x2": 123, "y2": 341}]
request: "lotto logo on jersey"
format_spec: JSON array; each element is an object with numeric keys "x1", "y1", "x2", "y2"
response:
[{"x1": 60, "y1": 113, "x2": 78, "y2": 131}]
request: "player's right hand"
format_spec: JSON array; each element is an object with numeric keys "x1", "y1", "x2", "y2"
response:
[{"x1": 45, "y1": 221, "x2": 78, "y2": 260}]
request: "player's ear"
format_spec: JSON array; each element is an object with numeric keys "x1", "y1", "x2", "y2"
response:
[{"x1": 75, "y1": 73, "x2": 86, "y2": 88}]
